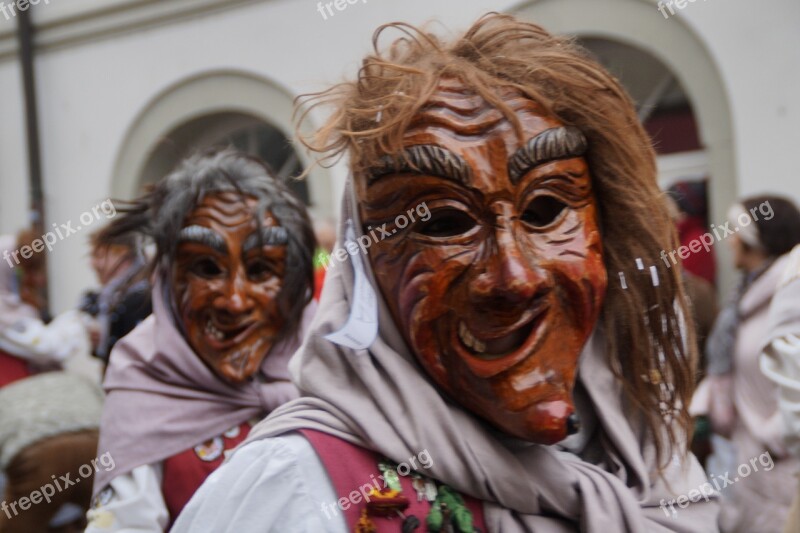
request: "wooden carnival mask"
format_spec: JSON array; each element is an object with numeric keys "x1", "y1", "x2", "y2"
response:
[
  {"x1": 358, "y1": 80, "x2": 607, "y2": 443},
  {"x1": 172, "y1": 192, "x2": 288, "y2": 384}
]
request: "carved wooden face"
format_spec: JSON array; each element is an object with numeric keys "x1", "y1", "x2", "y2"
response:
[
  {"x1": 357, "y1": 80, "x2": 607, "y2": 443},
  {"x1": 173, "y1": 192, "x2": 288, "y2": 384}
]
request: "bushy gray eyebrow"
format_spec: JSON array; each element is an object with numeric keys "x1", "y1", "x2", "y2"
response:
[
  {"x1": 507, "y1": 127, "x2": 588, "y2": 184},
  {"x1": 368, "y1": 144, "x2": 473, "y2": 186},
  {"x1": 178, "y1": 225, "x2": 227, "y2": 254},
  {"x1": 242, "y1": 226, "x2": 289, "y2": 252}
]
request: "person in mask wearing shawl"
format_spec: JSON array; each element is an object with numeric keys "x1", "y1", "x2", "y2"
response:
[
  {"x1": 86, "y1": 149, "x2": 317, "y2": 531},
  {"x1": 175, "y1": 15, "x2": 716, "y2": 532}
]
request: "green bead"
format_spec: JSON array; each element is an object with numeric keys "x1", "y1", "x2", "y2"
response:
[{"x1": 426, "y1": 502, "x2": 443, "y2": 531}]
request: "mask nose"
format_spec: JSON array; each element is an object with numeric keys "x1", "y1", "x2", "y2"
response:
[
  {"x1": 469, "y1": 223, "x2": 549, "y2": 310},
  {"x1": 214, "y1": 269, "x2": 255, "y2": 316}
]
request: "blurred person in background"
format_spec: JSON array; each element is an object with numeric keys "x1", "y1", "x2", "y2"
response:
[
  {"x1": 0, "y1": 229, "x2": 87, "y2": 381},
  {"x1": 760, "y1": 243, "x2": 800, "y2": 533},
  {"x1": 668, "y1": 180, "x2": 716, "y2": 285},
  {"x1": 79, "y1": 231, "x2": 151, "y2": 368},
  {"x1": 0, "y1": 233, "x2": 40, "y2": 387},
  {"x1": 693, "y1": 195, "x2": 800, "y2": 532},
  {"x1": 86, "y1": 150, "x2": 316, "y2": 531}
]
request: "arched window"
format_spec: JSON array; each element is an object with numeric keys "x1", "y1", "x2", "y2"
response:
[{"x1": 139, "y1": 111, "x2": 310, "y2": 205}]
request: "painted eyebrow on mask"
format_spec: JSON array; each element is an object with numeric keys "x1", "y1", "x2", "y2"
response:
[
  {"x1": 178, "y1": 225, "x2": 227, "y2": 254},
  {"x1": 242, "y1": 226, "x2": 289, "y2": 252},
  {"x1": 367, "y1": 144, "x2": 473, "y2": 186},
  {"x1": 507, "y1": 126, "x2": 588, "y2": 184}
]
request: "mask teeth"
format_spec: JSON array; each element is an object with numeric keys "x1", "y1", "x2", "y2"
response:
[
  {"x1": 458, "y1": 321, "x2": 486, "y2": 354},
  {"x1": 205, "y1": 320, "x2": 224, "y2": 341}
]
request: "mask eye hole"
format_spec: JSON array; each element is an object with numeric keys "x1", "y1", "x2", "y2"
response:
[
  {"x1": 522, "y1": 196, "x2": 567, "y2": 229},
  {"x1": 190, "y1": 258, "x2": 223, "y2": 279},
  {"x1": 416, "y1": 208, "x2": 476, "y2": 238},
  {"x1": 246, "y1": 258, "x2": 276, "y2": 281}
]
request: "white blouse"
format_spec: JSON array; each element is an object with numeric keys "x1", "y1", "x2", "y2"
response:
[
  {"x1": 172, "y1": 433, "x2": 345, "y2": 533},
  {"x1": 86, "y1": 463, "x2": 169, "y2": 532}
]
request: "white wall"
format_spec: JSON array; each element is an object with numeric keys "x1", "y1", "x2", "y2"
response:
[
  {"x1": 684, "y1": 0, "x2": 800, "y2": 201},
  {"x1": 0, "y1": 0, "x2": 797, "y2": 311}
]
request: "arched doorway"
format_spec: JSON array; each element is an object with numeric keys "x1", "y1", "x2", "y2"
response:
[
  {"x1": 111, "y1": 70, "x2": 334, "y2": 216},
  {"x1": 578, "y1": 37, "x2": 706, "y2": 187},
  {"x1": 138, "y1": 111, "x2": 310, "y2": 205}
]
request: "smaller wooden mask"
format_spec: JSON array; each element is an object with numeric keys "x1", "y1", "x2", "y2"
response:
[{"x1": 173, "y1": 192, "x2": 289, "y2": 384}]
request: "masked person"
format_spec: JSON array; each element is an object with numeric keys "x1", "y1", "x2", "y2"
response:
[
  {"x1": 175, "y1": 15, "x2": 716, "y2": 532},
  {"x1": 86, "y1": 150, "x2": 316, "y2": 531}
]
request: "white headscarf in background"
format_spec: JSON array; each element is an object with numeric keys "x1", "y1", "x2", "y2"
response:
[
  {"x1": 0, "y1": 235, "x2": 38, "y2": 332},
  {"x1": 0, "y1": 235, "x2": 90, "y2": 366}
]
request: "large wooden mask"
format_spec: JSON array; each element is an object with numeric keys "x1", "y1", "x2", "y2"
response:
[{"x1": 358, "y1": 80, "x2": 607, "y2": 443}]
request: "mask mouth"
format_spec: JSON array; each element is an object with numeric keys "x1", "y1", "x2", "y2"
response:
[
  {"x1": 452, "y1": 302, "x2": 549, "y2": 378},
  {"x1": 458, "y1": 319, "x2": 535, "y2": 356},
  {"x1": 203, "y1": 315, "x2": 258, "y2": 348}
]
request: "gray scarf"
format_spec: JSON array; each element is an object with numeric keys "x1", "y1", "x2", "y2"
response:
[{"x1": 706, "y1": 259, "x2": 774, "y2": 376}]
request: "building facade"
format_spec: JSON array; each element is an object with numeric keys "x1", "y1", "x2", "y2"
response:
[{"x1": 0, "y1": 0, "x2": 798, "y2": 311}]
